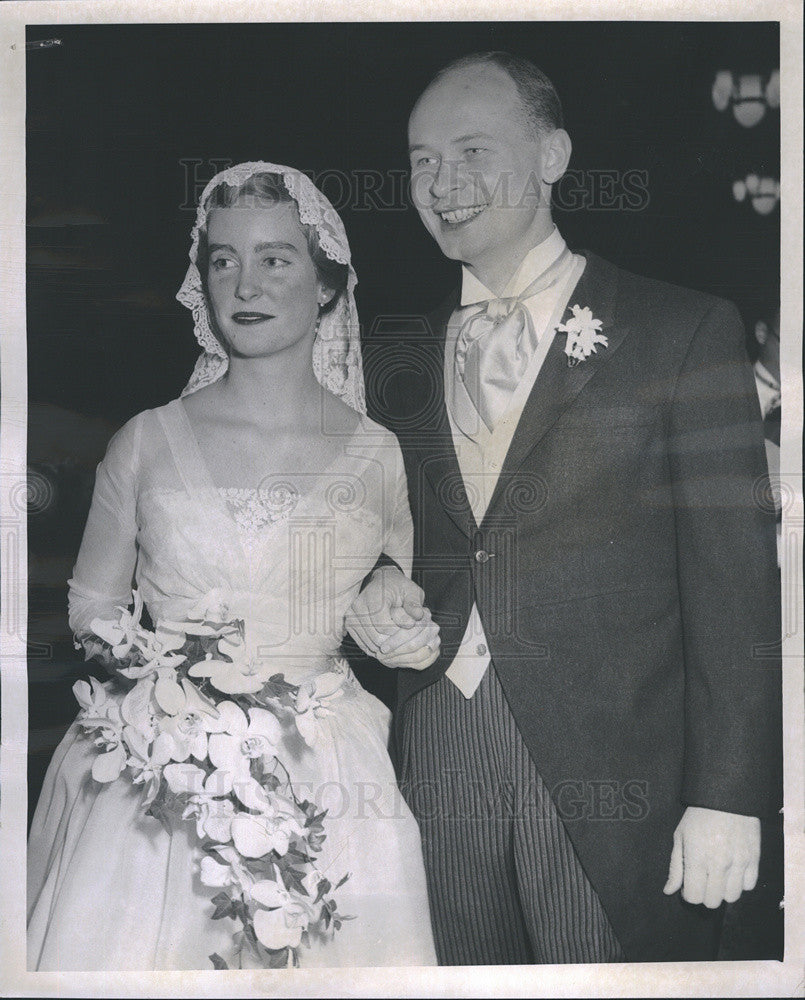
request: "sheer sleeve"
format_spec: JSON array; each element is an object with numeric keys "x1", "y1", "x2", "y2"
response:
[
  {"x1": 380, "y1": 436, "x2": 414, "y2": 579},
  {"x1": 67, "y1": 414, "x2": 143, "y2": 640}
]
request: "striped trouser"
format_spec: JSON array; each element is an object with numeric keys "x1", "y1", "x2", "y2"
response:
[{"x1": 399, "y1": 664, "x2": 624, "y2": 965}]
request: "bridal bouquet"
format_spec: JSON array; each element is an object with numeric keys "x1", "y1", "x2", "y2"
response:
[{"x1": 72, "y1": 589, "x2": 350, "y2": 969}]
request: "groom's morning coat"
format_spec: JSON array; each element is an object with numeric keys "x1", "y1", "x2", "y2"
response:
[{"x1": 365, "y1": 252, "x2": 782, "y2": 962}]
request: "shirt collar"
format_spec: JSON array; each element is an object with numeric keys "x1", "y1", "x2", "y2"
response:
[
  {"x1": 754, "y1": 358, "x2": 780, "y2": 391},
  {"x1": 460, "y1": 226, "x2": 567, "y2": 306}
]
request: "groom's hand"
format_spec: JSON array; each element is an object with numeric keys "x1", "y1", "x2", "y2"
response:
[
  {"x1": 663, "y1": 806, "x2": 760, "y2": 908},
  {"x1": 345, "y1": 566, "x2": 440, "y2": 670}
]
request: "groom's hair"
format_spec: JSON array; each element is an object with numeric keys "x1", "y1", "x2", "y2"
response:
[{"x1": 429, "y1": 51, "x2": 564, "y2": 137}]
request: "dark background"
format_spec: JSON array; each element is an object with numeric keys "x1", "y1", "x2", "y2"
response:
[{"x1": 25, "y1": 20, "x2": 781, "y2": 957}]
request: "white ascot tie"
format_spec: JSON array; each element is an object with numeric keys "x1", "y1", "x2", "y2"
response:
[
  {"x1": 754, "y1": 360, "x2": 781, "y2": 419},
  {"x1": 453, "y1": 246, "x2": 572, "y2": 432}
]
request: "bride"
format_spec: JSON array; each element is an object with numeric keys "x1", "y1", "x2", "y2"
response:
[{"x1": 27, "y1": 162, "x2": 439, "y2": 970}]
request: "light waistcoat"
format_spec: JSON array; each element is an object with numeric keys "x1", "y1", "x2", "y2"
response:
[{"x1": 443, "y1": 228, "x2": 586, "y2": 697}]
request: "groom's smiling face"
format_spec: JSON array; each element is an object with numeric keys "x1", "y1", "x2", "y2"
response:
[{"x1": 408, "y1": 63, "x2": 559, "y2": 291}]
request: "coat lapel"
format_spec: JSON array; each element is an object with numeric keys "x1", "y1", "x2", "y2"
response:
[
  {"x1": 483, "y1": 252, "x2": 631, "y2": 521},
  {"x1": 407, "y1": 290, "x2": 476, "y2": 539}
]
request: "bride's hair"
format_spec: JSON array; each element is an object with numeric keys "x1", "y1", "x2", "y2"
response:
[{"x1": 195, "y1": 171, "x2": 349, "y2": 315}]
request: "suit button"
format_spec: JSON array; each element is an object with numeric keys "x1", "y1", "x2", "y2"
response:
[
  {"x1": 475, "y1": 549, "x2": 490, "y2": 563},
  {"x1": 476, "y1": 643, "x2": 488, "y2": 656}
]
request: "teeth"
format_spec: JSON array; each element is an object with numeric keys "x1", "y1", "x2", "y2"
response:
[{"x1": 438, "y1": 205, "x2": 486, "y2": 224}]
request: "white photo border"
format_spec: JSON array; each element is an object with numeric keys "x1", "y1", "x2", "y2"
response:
[{"x1": 1, "y1": 1, "x2": 802, "y2": 996}]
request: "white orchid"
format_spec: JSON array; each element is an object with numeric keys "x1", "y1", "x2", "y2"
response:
[
  {"x1": 556, "y1": 304, "x2": 609, "y2": 366},
  {"x1": 124, "y1": 725, "x2": 173, "y2": 805},
  {"x1": 89, "y1": 589, "x2": 144, "y2": 658},
  {"x1": 88, "y1": 719, "x2": 128, "y2": 783},
  {"x1": 157, "y1": 679, "x2": 224, "y2": 762},
  {"x1": 73, "y1": 678, "x2": 130, "y2": 782},
  {"x1": 250, "y1": 866, "x2": 316, "y2": 951},
  {"x1": 300, "y1": 868, "x2": 326, "y2": 901},
  {"x1": 73, "y1": 675, "x2": 113, "y2": 721},
  {"x1": 198, "y1": 854, "x2": 238, "y2": 889},
  {"x1": 152, "y1": 669, "x2": 186, "y2": 715},
  {"x1": 160, "y1": 593, "x2": 241, "y2": 638},
  {"x1": 230, "y1": 792, "x2": 306, "y2": 859},
  {"x1": 89, "y1": 738, "x2": 128, "y2": 783},
  {"x1": 206, "y1": 702, "x2": 282, "y2": 792},
  {"x1": 163, "y1": 761, "x2": 208, "y2": 795},
  {"x1": 119, "y1": 675, "x2": 157, "y2": 735},
  {"x1": 183, "y1": 793, "x2": 237, "y2": 843},
  {"x1": 294, "y1": 671, "x2": 345, "y2": 746},
  {"x1": 74, "y1": 590, "x2": 348, "y2": 966},
  {"x1": 198, "y1": 844, "x2": 255, "y2": 897},
  {"x1": 187, "y1": 631, "x2": 273, "y2": 694},
  {"x1": 152, "y1": 621, "x2": 188, "y2": 650},
  {"x1": 159, "y1": 617, "x2": 238, "y2": 639},
  {"x1": 187, "y1": 654, "x2": 268, "y2": 695},
  {"x1": 118, "y1": 627, "x2": 187, "y2": 681},
  {"x1": 164, "y1": 760, "x2": 239, "y2": 842}
]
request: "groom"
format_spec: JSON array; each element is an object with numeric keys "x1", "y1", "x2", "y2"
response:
[{"x1": 349, "y1": 52, "x2": 781, "y2": 963}]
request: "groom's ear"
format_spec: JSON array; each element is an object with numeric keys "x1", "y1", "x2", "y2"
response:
[{"x1": 541, "y1": 129, "x2": 572, "y2": 185}]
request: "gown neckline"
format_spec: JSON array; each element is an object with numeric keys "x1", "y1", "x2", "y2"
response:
[{"x1": 172, "y1": 396, "x2": 367, "y2": 500}]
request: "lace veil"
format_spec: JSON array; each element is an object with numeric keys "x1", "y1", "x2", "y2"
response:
[{"x1": 176, "y1": 161, "x2": 365, "y2": 413}]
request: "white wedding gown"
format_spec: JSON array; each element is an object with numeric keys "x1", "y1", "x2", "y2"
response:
[{"x1": 27, "y1": 398, "x2": 437, "y2": 970}]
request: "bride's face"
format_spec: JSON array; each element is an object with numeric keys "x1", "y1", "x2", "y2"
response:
[{"x1": 205, "y1": 200, "x2": 327, "y2": 362}]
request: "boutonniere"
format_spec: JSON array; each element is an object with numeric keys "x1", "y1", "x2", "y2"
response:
[{"x1": 556, "y1": 305, "x2": 609, "y2": 367}]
